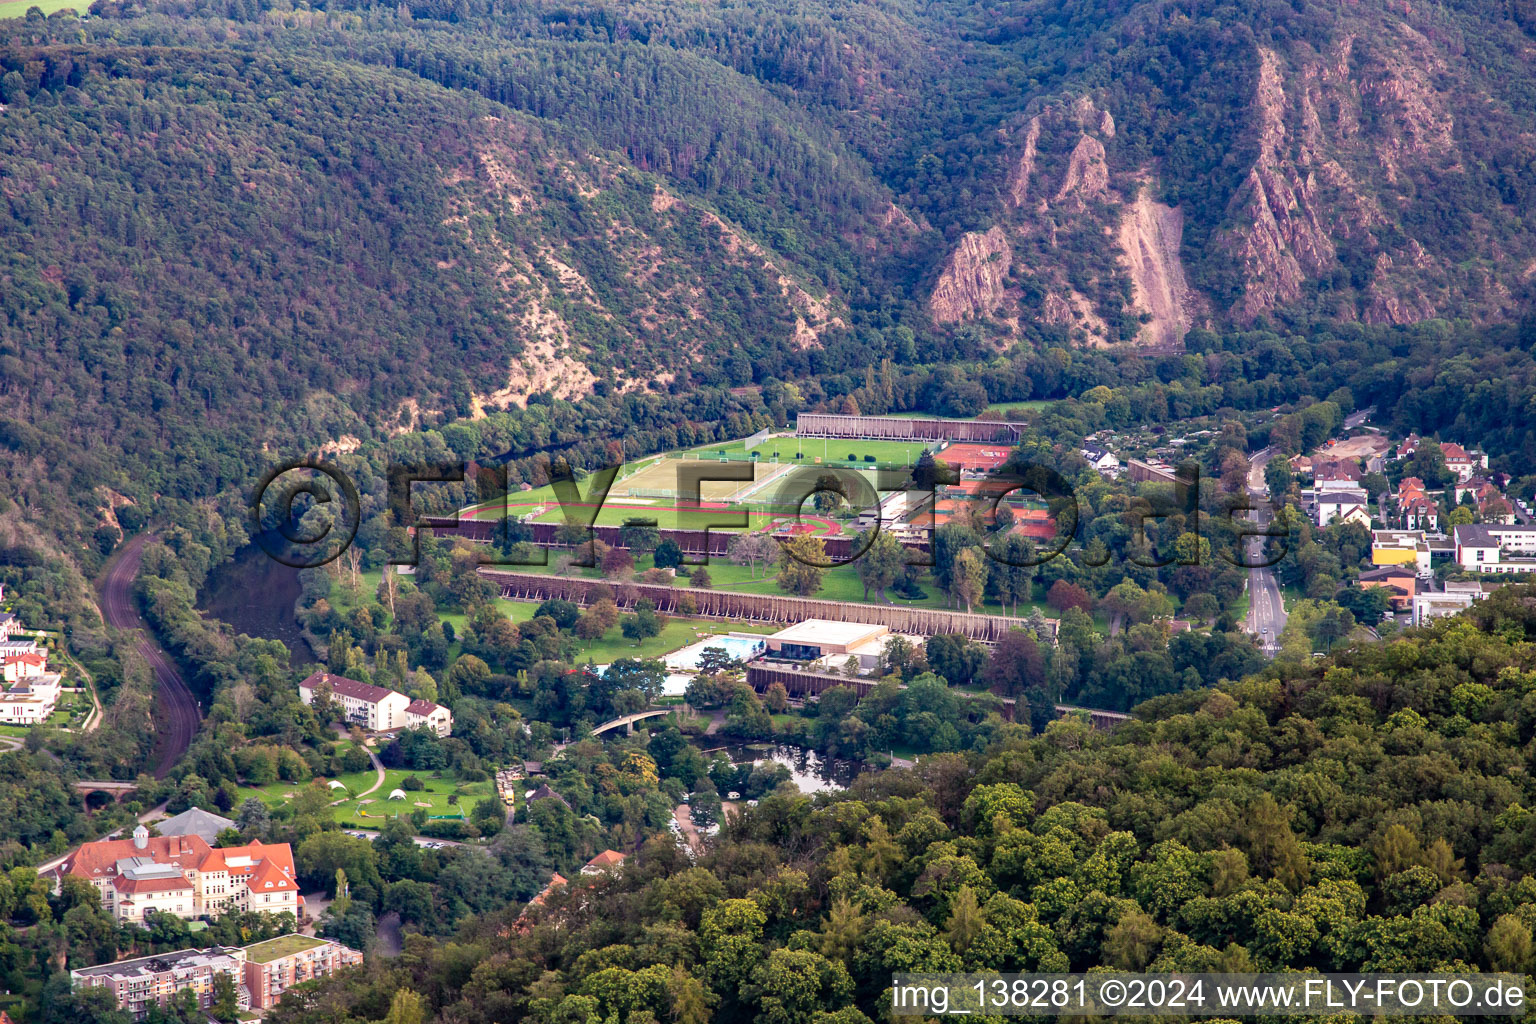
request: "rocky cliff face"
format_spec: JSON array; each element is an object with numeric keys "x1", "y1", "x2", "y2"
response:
[
  {"x1": 1224, "y1": 48, "x2": 1337, "y2": 321},
  {"x1": 924, "y1": 5, "x2": 1536, "y2": 345},
  {"x1": 930, "y1": 226, "x2": 1012, "y2": 323},
  {"x1": 927, "y1": 96, "x2": 1200, "y2": 347}
]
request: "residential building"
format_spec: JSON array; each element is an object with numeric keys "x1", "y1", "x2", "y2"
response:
[
  {"x1": 299, "y1": 672, "x2": 410, "y2": 731},
  {"x1": 581, "y1": 850, "x2": 628, "y2": 876},
  {"x1": 0, "y1": 671, "x2": 61, "y2": 725},
  {"x1": 1315, "y1": 490, "x2": 1370, "y2": 528},
  {"x1": 1453, "y1": 523, "x2": 1536, "y2": 573},
  {"x1": 1454, "y1": 478, "x2": 1516, "y2": 524},
  {"x1": 1358, "y1": 566, "x2": 1417, "y2": 611},
  {"x1": 1313, "y1": 459, "x2": 1364, "y2": 492},
  {"x1": 1371, "y1": 530, "x2": 1432, "y2": 576},
  {"x1": 1079, "y1": 443, "x2": 1120, "y2": 475},
  {"x1": 1441, "y1": 442, "x2": 1488, "y2": 482},
  {"x1": 1399, "y1": 496, "x2": 1439, "y2": 532},
  {"x1": 71, "y1": 946, "x2": 248, "y2": 1021},
  {"x1": 1395, "y1": 477, "x2": 1440, "y2": 531},
  {"x1": 512, "y1": 871, "x2": 569, "y2": 933},
  {"x1": 1, "y1": 650, "x2": 46, "y2": 683},
  {"x1": 404, "y1": 699, "x2": 453, "y2": 737},
  {"x1": 58, "y1": 826, "x2": 301, "y2": 922},
  {"x1": 241, "y1": 935, "x2": 362, "y2": 1010}
]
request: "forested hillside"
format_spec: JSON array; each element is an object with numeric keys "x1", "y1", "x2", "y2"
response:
[
  {"x1": 6, "y1": 0, "x2": 1536, "y2": 559},
  {"x1": 243, "y1": 586, "x2": 1536, "y2": 1023}
]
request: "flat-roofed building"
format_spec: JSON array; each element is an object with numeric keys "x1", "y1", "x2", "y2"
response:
[
  {"x1": 765, "y1": 620, "x2": 890, "y2": 661},
  {"x1": 1358, "y1": 565, "x2": 1417, "y2": 611},
  {"x1": 241, "y1": 935, "x2": 362, "y2": 1010},
  {"x1": 1453, "y1": 524, "x2": 1536, "y2": 573},
  {"x1": 0, "y1": 671, "x2": 61, "y2": 725},
  {"x1": 71, "y1": 946, "x2": 248, "y2": 1021},
  {"x1": 1372, "y1": 530, "x2": 1432, "y2": 576}
]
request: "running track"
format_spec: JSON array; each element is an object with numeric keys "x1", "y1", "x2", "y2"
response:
[{"x1": 99, "y1": 534, "x2": 202, "y2": 778}]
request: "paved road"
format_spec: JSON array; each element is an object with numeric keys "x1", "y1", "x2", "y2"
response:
[
  {"x1": 98, "y1": 533, "x2": 202, "y2": 777},
  {"x1": 1246, "y1": 449, "x2": 1289, "y2": 657},
  {"x1": 1342, "y1": 406, "x2": 1376, "y2": 431}
]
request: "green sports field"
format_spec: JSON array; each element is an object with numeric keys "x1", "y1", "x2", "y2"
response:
[{"x1": 685, "y1": 434, "x2": 937, "y2": 469}]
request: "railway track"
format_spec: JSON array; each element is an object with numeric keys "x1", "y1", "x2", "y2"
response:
[{"x1": 98, "y1": 533, "x2": 202, "y2": 778}]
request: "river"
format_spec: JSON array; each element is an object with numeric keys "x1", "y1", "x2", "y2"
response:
[{"x1": 196, "y1": 543, "x2": 316, "y2": 666}]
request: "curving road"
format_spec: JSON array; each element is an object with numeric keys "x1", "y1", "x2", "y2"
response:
[{"x1": 99, "y1": 533, "x2": 202, "y2": 778}]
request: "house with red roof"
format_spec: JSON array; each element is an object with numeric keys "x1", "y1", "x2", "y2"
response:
[
  {"x1": 299, "y1": 672, "x2": 410, "y2": 732},
  {"x1": 404, "y1": 698, "x2": 453, "y2": 737},
  {"x1": 581, "y1": 850, "x2": 628, "y2": 875},
  {"x1": 1440, "y1": 442, "x2": 1488, "y2": 482},
  {"x1": 1, "y1": 650, "x2": 46, "y2": 683},
  {"x1": 58, "y1": 825, "x2": 301, "y2": 923}
]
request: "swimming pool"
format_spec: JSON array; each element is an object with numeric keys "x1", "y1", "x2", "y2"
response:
[{"x1": 663, "y1": 634, "x2": 767, "y2": 671}]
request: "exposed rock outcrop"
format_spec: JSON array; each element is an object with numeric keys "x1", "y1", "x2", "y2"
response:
[
  {"x1": 1054, "y1": 134, "x2": 1110, "y2": 207},
  {"x1": 1006, "y1": 117, "x2": 1042, "y2": 208},
  {"x1": 1118, "y1": 195, "x2": 1200, "y2": 347},
  {"x1": 1225, "y1": 49, "x2": 1337, "y2": 321},
  {"x1": 930, "y1": 226, "x2": 1012, "y2": 323}
]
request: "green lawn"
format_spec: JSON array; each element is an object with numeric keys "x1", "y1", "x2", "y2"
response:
[
  {"x1": 234, "y1": 760, "x2": 493, "y2": 832},
  {"x1": 1227, "y1": 590, "x2": 1251, "y2": 625},
  {"x1": 686, "y1": 435, "x2": 936, "y2": 469},
  {"x1": 336, "y1": 770, "x2": 493, "y2": 828},
  {"x1": 0, "y1": 0, "x2": 83, "y2": 16},
  {"x1": 244, "y1": 934, "x2": 329, "y2": 963},
  {"x1": 574, "y1": 617, "x2": 776, "y2": 664},
  {"x1": 982, "y1": 400, "x2": 1053, "y2": 417}
]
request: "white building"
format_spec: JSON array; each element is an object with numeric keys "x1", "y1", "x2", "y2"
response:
[
  {"x1": 1315, "y1": 490, "x2": 1371, "y2": 528},
  {"x1": 299, "y1": 672, "x2": 410, "y2": 731},
  {"x1": 405, "y1": 699, "x2": 453, "y2": 737},
  {"x1": 58, "y1": 827, "x2": 301, "y2": 923},
  {"x1": 1079, "y1": 443, "x2": 1121, "y2": 476},
  {"x1": 1453, "y1": 523, "x2": 1536, "y2": 574},
  {"x1": 1440, "y1": 443, "x2": 1488, "y2": 483},
  {"x1": 0, "y1": 671, "x2": 62, "y2": 725},
  {"x1": 1412, "y1": 581, "x2": 1501, "y2": 625},
  {"x1": 2, "y1": 649, "x2": 46, "y2": 683}
]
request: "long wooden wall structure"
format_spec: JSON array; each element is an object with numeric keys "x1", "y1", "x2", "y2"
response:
[
  {"x1": 425, "y1": 517, "x2": 933, "y2": 561},
  {"x1": 796, "y1": 413, "x2": 1020, "y2": 443},
  {"x1": 478, "y1": 569, "x2": 1055, "y2": 642}
]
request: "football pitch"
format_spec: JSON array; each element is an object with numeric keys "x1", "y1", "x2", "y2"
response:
[
  {"x1": 684, "y1": 433, "x2": 937, "y2": 469},
  {"x1": 458, "y1": 429, "x2": 931, "y2": 530}
]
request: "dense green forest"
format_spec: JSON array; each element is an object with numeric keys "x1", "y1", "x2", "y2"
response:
[{"x1": 227, "y1": 586, "x2": 1536, "y2": 1023}]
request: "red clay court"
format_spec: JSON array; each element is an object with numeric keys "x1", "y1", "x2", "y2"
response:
[{"x1": 938, "y1": 443, "x2": 1013, "y2": 472}]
